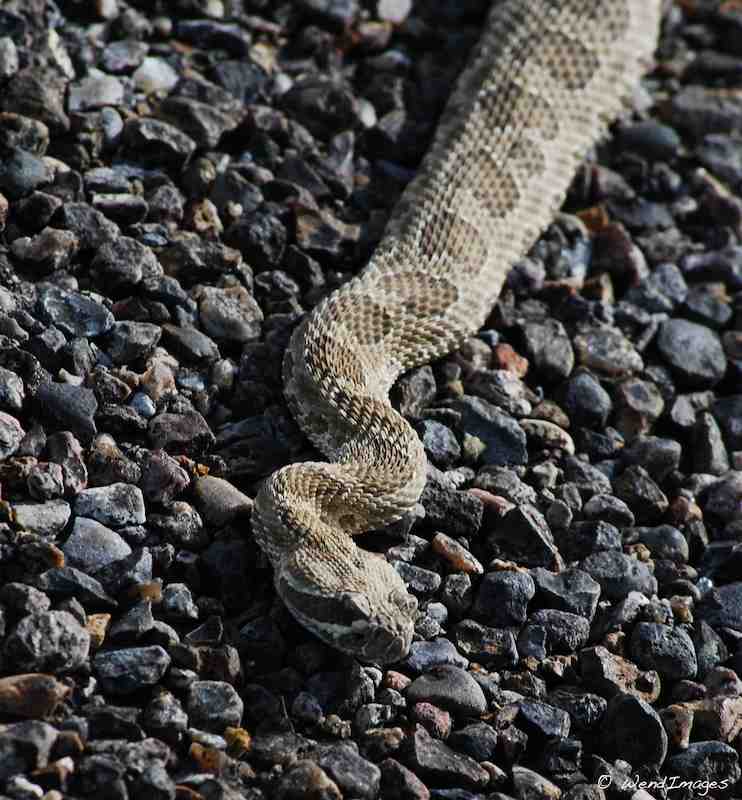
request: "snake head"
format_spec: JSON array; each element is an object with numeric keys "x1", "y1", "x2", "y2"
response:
[
  {"x1": 278, "y1": 562, "x2": 418, "y2": 664},
  {"x1": 337, "y1": 585, "x2": 418, "y2": 664}
]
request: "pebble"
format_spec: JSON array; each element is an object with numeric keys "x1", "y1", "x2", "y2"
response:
[
  {"x1": 452, "y1": 620, "x2": 518, "y2": 669},
  {"x1": 36, "y1": 284, "x2": 113, "y2": 338},
  {"x1": 612, "y1": 465, "x2": 669, "y2": 524},
  {"x1": 573, "y1": 327, "x2": 644, "y2": 376},
  {"x1": 73, "y1": 483, "x2": 146, "y2": 528},
  {"x1": 580, "y1": 551, "x2": 657, "y2": 602},
  {"x1": 600, "y1": 693, "x2": 668, "y2": 766},
  {"x1": 405, "y1": 725, "x2": 490, "y2": 791},
  {"x1": 558, "y1": 369, "x2": 612, "y2": 429},
  {"x1": 472, "y1": 570, "x2": 534, "y2": 627},
  {"x1": 530, "y1": 567, "x2": 601, "y2": 619},
  {"x1": 62, "y1": 517, "x2": 132, "y2": 571},
  {"x1": 0, "y1": 721, "x2": 58, "y2": 783},
  {"x1": 698, "y1": 582, "x2": 742, "y2": 632},
  {"x1": 580, "y1": 646, "x2": 661, "y2": 702},
  {"x1": 520, "y1": 318, "x2": 575, "y2": 383},
  {"x1": 704, "y1": 472, "x2": 742, "y2": 522},
  {"x1": 0, "y1": 410, "x2": 25, "y2": 458},
  {"x1": 187, "y1": 680, "x2": 243, "y2": 733},
  {"x1": 453, "y1": 396, "x2": 527, "y2": 466},
  {"x1": 0, "y1": 673, "x2": 69, "y2": 718},
  {"x1": 4, "y1": 611, "x2": 90, "y2": 673},
  {"x1": 406, "y1": 665, "x2": 487, "y2": 717},
  {"x1": 132, "y1": 56, "x2": 179, "y2": 93},
  {"x1": 0, "y1": 147, "x2": 51, "y2": 199},
  {"x1": 666, "y1": 741, "x2": 741, "y2": 788},
  {"x1": 630, "y1": 622, "x2": 698, "y2": 681},
  {"x1": 431, "y1": 532, "x2": 483, "y2": 575},
  {"x1": 657, "y1": 318, "x2": 727, "y2": 388},
  {"x1": 94, "y1": 646, "x2": 171, "y2": 694}
]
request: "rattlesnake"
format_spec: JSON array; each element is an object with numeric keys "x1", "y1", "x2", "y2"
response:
[{"x1": 252, "y1": 0, "x2": 662, "y2": 663}]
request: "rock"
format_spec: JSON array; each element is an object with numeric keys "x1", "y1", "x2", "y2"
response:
[
  {"x1": 664, "y1": 85, "x2": 742, "y2": 138},
  {"x1": 406, "y1": 665, "x2": 487, "y2": 717},
  {"x1": 698, "y1": 582, "x2": 742, "y2": 632},
  {"x1": 94, "y1": 646, "x2": 171, "y2": 694},
  {"x1": 403, "y1": 639, "x2": 469, "y2": 674},
  {"x1": 73, "y1": 483, "x2": 146, "y2": 527},
  {"x1": 160, "y1": 323, "x2": 220, "y2": 364},
  {"x1": 196, "y1": 285, "x2": 263, "y2": 343},
  {"x1": 573, "y1": 327, "x2": 643, "y2": 377},
  {"x1": 275, "y1": 761, "x2": 342, "y2": 800},
  {"x1": 148, "y1": 410, "x2": 216, "y2": 456},
  {"x1": 530, "y1": 567, "x2": 601, "y2": 619},
  {"x1": 379, "y1": 758, "x2": 429, "y2": 800},
  {"x1": 452, "y1": 620, "x2": 518, "y2": 669},
  {"x1": 0, "y1": 673, "x2": 69, "y2": 718},
  {"x1": 600, "y1": 693, "x2": 667, "y2": 766},
  {"x1": 704, "y1": 471, "x2": 742, "y2": 522},
  {"x1": 580, "y1": 551, "x2": 657, "y2": 602},
  {"x1": 693, "y1": 412, "x2": 730, "y2": 475},
  {"x1": 558, "y1": 370, "x2": 612, "y2": 429},
  {"x1": 122, "y1": 117, "x2": 196, "y2": 168},
  {"x1": 511, "y1": 765, "x2": 561, "y2": 799},
  {"x1": 621, "y1": 436, "x2": 681, "y2": 482},
  {"x1": 404, "y1": 724, "x2": 489, "y2": 791},
  {"x1": 616, "y1": 120, "x2": 681, "y2": 160},
  {"x1": 612, "y1": 465, "x2": 668, "y2": 524},
  {"x1": 519, "y1": 609, "x2": 590, "y2": 656},
  {"x1": 62, "y1": 517, "x2": 132, "y2": 572},
  {"x1": 415, "y1": 420, "x2": 461, "y2": 468},
  {"x1": 192, "y1": 475, "x2": 252, "y2": 526},
  {"x1": 657, "y1": 318, "x2": 726, "y2": 388},
  {"x1": 520, "y1": 319, "x2": 575, "y2": 383},
  {"x1": 582, "y1": 494, "x2": 635, "y2": 528},
  {"x1": 0, "y1": 720, "x2": 58, "y2": 782},
  {"x1": 318, "y1": 743, "x2": 381, "y2": 800},
  {"x1": 633, "y1": 524, "x2": 689, "y2": 564},
  {"x1": 4, "y1": 610, "x2": 90, "y2": 673},
  {"x1": 36, "y1": 284, "x2": 113, "y2": 338},
  {"x1": 0, "y1": 147, "x2": 50, "y2": 199},
  {"x1": 472, "y1": 570, "x2": 535, "y2": 627},
  {"x1": 629, "y1": 623, "x2": 697, "y2": 680},
  {"x1": 0, "y1": 410, "x2": 24, "y2": 458},
  {"x1": 580, "y1": 646, "x2": 661, "y2": 702},
  {"x1": 548, "y1": 687, "x2": 607, "y2": 732},
  {"x1": 453, "y1": 395, "x2": 527, "y2": 466},
  {"x1": 488, "y1": 504, "x2": 560, "y2": 569},
  {"x1": 10, "y1": 227, "x2": 79, "y2": 271},
  {"x1": 666, "y1": 741, "x2": 740, "y2": 788},
  {"x1": 447, "y1": 721, "x2": 498, "y2": 762},
  {"x1": 187, "y1": 680, "x2": 243, "y2": 733}
]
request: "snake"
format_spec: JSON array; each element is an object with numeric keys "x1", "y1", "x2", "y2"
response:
[{"x1": 252, "y1": 0, "x2": 662, "y2": 663}]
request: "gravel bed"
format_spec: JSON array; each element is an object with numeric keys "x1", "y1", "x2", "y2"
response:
[{"x1": 0, "y1": 0, "x2": 741, "y2": 799}]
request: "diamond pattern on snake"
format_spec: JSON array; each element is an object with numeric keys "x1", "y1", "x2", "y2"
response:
[{"x1": 252, "y1": 0, "x2": 663, "y2": 663}]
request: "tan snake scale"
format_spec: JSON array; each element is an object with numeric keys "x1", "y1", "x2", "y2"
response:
[{"x1": 252, "y1": 0, "x2": 663, "y2": 663}]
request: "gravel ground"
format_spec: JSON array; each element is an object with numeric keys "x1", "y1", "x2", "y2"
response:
[{"x1": 0, "y1": 0, "x2": 741, "y2": 798}]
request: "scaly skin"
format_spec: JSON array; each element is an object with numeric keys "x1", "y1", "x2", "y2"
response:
[{"x1": 252, "y1": 0, "x2": 662, "y2": 663}]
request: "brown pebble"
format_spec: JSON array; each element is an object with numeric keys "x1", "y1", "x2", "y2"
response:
[
  {"x1": 492, "y1": 343, "x2": 528, "y2": 377},
  {"x1": 225, "y1": 726, "x2": 252, "y2": 758},
  {"x1": 431, "y1": 532, "x2": 483, "y2": 575},
  {"x1": 86, "y1": 613, "x2": 111, "y2": 650},
  {"x1": 189, "y1": 743, "x2": 228, "y2": 774},
  {"x1": 384, "y1": 671, "x2": 411, "y2": 691},
  {"x1": 0, "y1": 673, "x2": 70, "y2": 718}
]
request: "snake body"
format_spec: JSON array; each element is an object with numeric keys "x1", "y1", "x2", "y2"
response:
[{"x1": 252, "y1": 0, "x2": 662, "y2": 663}]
